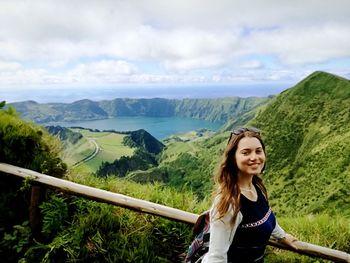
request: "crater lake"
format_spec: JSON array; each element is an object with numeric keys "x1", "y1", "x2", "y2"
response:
[{"x1": 48, "y1": 116, "x2": 222, "y2": 140}]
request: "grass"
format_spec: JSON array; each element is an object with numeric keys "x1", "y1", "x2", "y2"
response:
[
  {"x1": 266, "y1": 214, "x2": 350, "y2": 262},
  {"x1": 63, "y1": 170, "x2": 350, "y2": 262},
  {"x1": 63, "y1": 128, "x2": 135, "y2": 173},
  {"x1": 61, "y1": 137, "x2": 95, "y2": 166},
  {"x1": 65, "y1": 169, "x2": 210, "y2": 213},
  {"x1": 159, "y1": 140, "x2": 202, "y2": 164}
]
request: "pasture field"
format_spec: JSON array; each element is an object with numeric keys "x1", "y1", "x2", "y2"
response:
[
  {"x1": 61, "y1": 136, "x2": 95, "y2": 166},
  {"x1": 65, "y1": 128, "x2": 135, "y2": 173}
]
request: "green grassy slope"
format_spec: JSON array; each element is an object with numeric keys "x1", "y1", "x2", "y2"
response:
[
  {"x1": 248, "y1": 71, "x2": 350, "y2": 216},
  {"x1": 174, "y1": 97, "x2": 269, "y2": 123},
  {"x1": 159, "y1": 71, "x2": 350, "y2": 217},
  {"x1": 2, "y1": 89, "x2": 350, "y2": 262},
  {"x1": 158, "y1": 131, "x2": 229, "y2": 197},
  {"x1": 62, "y1": 128, "x2": 135, "y2": 173}
]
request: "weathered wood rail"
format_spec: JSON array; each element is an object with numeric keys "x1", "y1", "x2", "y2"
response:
[{"x1": 0, "y1": 163, "x2": 349, "y2": 262}]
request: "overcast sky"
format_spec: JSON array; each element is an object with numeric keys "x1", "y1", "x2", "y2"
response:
[{"x1": 0, "y1": 0, "x2": 349, "y2": 94}]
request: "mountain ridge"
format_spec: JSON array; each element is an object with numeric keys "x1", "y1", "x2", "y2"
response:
[{"x1": 9, "y1": 96, "x2": 270, "y2": 124}]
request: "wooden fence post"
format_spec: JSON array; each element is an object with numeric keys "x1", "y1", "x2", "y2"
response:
[{"x1": 29, "y1": 185, "x2": 44, "y2": 238}]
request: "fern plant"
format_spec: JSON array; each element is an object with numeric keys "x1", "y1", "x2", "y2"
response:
[
  {"x1": 0, "y1": 220, "x2": 32, "y2": 253},
  {"x1": 39, "y1": 195, "x2": 68, "y2": 237}
]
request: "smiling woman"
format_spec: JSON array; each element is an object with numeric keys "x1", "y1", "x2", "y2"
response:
[{"x1": 197, "y1": 127, "x2": 298, "y2": 263}]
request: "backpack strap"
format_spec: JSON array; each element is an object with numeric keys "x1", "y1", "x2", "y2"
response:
[
  {"x1": 193, "y1": 211, "x2": 209, "y2": 236},
  {"x1": 185, "y1": 211, "x2": 210, "y2": 263}
]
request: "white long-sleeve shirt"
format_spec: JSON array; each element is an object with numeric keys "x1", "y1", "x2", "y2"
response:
[{"x1": 201, "y1": 200, "x2": 285, "y2": 263}]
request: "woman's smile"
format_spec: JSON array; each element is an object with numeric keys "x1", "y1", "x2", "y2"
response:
[{"x1": 235, "y1": 137, "x2": 266, "y2": 176}]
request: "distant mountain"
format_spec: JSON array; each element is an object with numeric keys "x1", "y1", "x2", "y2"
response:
[
  {"x1": 9, "y1": 97, "x2": 269, "y2": 124},
  {"x1": 173, "y1": 97, "x2": 268, "y2": 123},
  {"x1": 98, "y1": 98, "x2": 176, "y2": 117},
  {"x1": 8, "y1": 99, "x2": 109, "y2": 123}
]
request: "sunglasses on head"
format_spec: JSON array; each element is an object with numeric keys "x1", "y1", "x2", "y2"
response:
[
  {"x1": 227, "y1": 127, "x2": 261, "y2": 144},
  {"x1": 232, "y1": 127, "x2": 260, "y2": 135}
]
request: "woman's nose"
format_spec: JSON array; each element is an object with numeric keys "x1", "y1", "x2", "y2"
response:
[{"x1": 249, "y1": 153, "x2": 257, "y2": 160}]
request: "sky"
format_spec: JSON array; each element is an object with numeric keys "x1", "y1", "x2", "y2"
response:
[{"x1": 0, "y1": 0, "x2": 350, "y2": 102}]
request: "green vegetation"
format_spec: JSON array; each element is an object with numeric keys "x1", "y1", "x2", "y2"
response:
[
  {"x1": 10, "y1": 96, "x2": 269, "y2": 124},
  {"x1": 158, "y1": 131, "x2": 229, "y2": 197},
  {"x1": 0, "y1": 104, "x2": 66, "y2": 177},
  {"x1": 265, "y1": 214, "x2": 350, "y2": 262},
  {"x1": 97, "y1": 148, "x2": 158, "y2": 177},
  {"x1": 53, "y1": 128, "x2": 135, "y2": 173},
  {"x1": 123, "y1": 129, "x2": 165, "y2": 155},
  {"x1": 1, "y1": 71, "x2": 350, "y2": 262},
  {"x1": 2, "y1": 169, "x2": 208, "y2": 262},
  {"x1": 62, "y1": 136, "x2": 96, "y2": 166},
  {"x1": 174, "y1": 97, "x2": 269, "y2": 123},
  {"x1": 248, "y1": 71, "x2": 350, "y2": 216},
  {"x1": 159, "y1": 71, "x2": 350, "y2": 218},
  {"x1": 0, "y1": 102, "x2": 67, "y2": 261}
]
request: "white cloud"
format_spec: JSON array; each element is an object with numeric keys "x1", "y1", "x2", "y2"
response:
[
  {"x1": 0, "y1": 68, "x2": 50, "y2": 85},
  {"x1": 239, "y1": 60, "x2": 264, "y2": 69},
  {"x1": 0, "y1": 61, "x2": 22, "y2": 71},
  {"x1": 0, "y1": 0, "x2": 349, "y2": 87},
  {"x1": 70, "y1": 60, "x2": 137, "y2": 76},
  {"x1": 67, "y1": 60, "x2": 138, "y2": 84},
  {"x1": 244, "y1": 24, "x2": 350, "y2": 65}
]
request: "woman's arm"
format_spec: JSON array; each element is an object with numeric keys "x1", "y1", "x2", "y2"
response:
[
  {"x1": 202, "y1": 204, "x2": 242, "y2": 263},
  {"x1": 272, "y1": 221, "x2": 298, "y2": 250},
  {"x1": 271, "y1": 221, "x2": 286, "y2": 239}
]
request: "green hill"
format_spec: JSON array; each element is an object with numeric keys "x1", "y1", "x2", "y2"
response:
[
  {"x1": 159, "y1": 71, "x2": 350, "y2": 216},
  {"x1": 123, "y1": 129, "x2": 165, "y2": 155},
  {"x1": 1, "y1": 74, "x2": 350, "y2": 262},
  {"x1": 46, "y1": 127, "x2": 165, "y2": 176},
  {"x1": 173, "y1": 97, "x2": 268, "y2": 123},
  {"x1": 46, "y1": 125, "x2": 83, "y2": 144},
  {"x1": 249, "y1": 71, "x2": 350, "y2": 215},
  {"x1": 0, "y1": 103, "x2": 200, "y2": 262}
]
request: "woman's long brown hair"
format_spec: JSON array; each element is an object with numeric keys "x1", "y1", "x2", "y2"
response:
[{"x1": 214, "y1": 130, "x2": 268, "y2": 224}]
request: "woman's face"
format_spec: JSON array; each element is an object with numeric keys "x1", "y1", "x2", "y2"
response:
[{"x1": 235, "y1": 136, "x2": 266, "y2": 176}]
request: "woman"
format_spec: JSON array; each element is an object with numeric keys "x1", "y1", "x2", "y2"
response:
[{"x1": 202, "y1": 127, "x2": 297, "y2": 263}]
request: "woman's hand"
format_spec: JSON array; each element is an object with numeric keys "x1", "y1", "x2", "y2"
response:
[{"x1": 279, "y1": 233, "x2": 298, "y2": 250}]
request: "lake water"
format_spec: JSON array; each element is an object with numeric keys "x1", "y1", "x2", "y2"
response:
[{"x1": 52, "y1": 116, "x2": 222, "y2": 140}]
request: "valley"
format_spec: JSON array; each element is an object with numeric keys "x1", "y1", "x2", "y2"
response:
[
  {"x1": 43, "y1": 71, "x2": 350, "y2": 217},
  {"x1": 1, "y1": 70, "x2": 349, "y2": 262}
]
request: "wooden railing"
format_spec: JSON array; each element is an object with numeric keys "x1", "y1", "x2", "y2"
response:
[{"x1": 0, "y1": 163, "x2": 349, "y2": 263}]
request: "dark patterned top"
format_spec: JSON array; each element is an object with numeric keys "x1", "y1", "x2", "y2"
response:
[{"x1": 227, "y1": 184, "x2": 276, "y2": 263}]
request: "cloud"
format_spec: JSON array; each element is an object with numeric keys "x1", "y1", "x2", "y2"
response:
[
  {"x1": 0, "y1": 61, "x2": 22, "y2": 71},
  {"x1": 67, "y1": 60, "x2": 138, "y2": 83},
  {"x1": 239, "y1": 60, "x2": 264, "y2": 69},
  {"x1": 0, "y1": 0, "x2": 349, "y2": 87},
  {"x1": 244, "y1": 24, "x2": 350, "y2": 65},
  {"x1": 0, "y1": 68, "x2": 51, "y2": 86}
]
